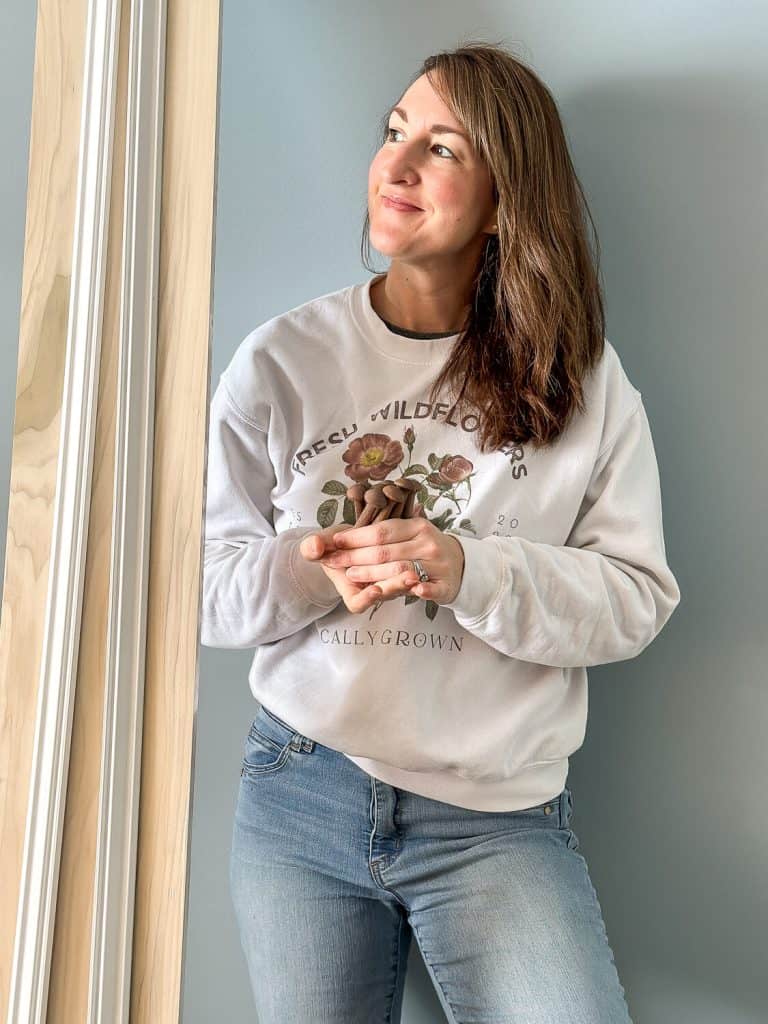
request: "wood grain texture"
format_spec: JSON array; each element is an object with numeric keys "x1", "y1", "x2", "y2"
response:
[
  {"x1": 129, "y1": 2, "x2": 220, "y2": 1020},
  {"x1": 0, "y1": 1, "x2": 88, "y2": 1018},
  {"x1": 0, "y1": 0, "x2": 219, "y2": 1019},
  {"x1": 46, "y1": 0, "x2": 130, "y2": 1017}
]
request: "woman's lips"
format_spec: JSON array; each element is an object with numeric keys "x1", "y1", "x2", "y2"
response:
[{"x1": 382, "y1": 195, "x2": 422, "y2": 212}]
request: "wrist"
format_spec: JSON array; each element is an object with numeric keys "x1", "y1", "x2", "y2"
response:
[{"x1": 445, "y1": 533, "x2": 465, "y2": 603}]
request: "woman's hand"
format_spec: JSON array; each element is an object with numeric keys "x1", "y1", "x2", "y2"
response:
[
  {"x1": 308, "y1": 517, "x2": 465, "y2": 612},
  {"x1": 299, "y1": 523, "x2": 401, "y2": 614}
]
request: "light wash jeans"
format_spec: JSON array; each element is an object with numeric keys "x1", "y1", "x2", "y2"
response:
[{"x1": 229, "y1": 702, "x2": 634, "y2": 1024}]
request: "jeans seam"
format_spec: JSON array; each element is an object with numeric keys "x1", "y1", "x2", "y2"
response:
[
  {"x1": 408, "y1": 919, "x2": 461, "y2": 1024},
  {"x1": 247, "y1": 725, "x2": 287, "y2": 754},
  {"x1": 385, "y1": 912, "x2": 407, "y2": 1024}
]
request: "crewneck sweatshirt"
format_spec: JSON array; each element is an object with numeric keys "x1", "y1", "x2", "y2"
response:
[{"x1": 201, "y1": 272, "x2": 681, "y2": 811}]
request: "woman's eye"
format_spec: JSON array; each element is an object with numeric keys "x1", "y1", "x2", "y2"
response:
[{"x1": 384, "y1": 127, "x2": 454, "y2": 158}]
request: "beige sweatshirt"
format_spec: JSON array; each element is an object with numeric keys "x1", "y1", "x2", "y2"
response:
[{"x1": 200, "y1": 273, "x2": 681, "y2": 811}]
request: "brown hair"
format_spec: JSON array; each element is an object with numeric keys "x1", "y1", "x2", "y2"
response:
[{"x1": 361, "y1": 41, "x2": 606, "y2": 452}]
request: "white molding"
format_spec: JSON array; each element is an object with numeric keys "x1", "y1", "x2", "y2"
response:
[
  {"x1": 88, "y1": 1, "x2": 166, "y2": 1022},
  {"x1": 7, "y1": 1, "x2": 122, "y2": 1021}
]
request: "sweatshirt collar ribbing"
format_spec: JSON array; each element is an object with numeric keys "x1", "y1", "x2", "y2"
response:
[{"x1": 348, "y1": 272, "x2": 462, "y2": 365}]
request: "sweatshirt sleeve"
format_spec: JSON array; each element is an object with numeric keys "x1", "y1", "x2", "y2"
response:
[
  {"x1": 441, "y1": 398, "x2": 681, "y2": 667},
  {"x1": 200, "y1": 377, "x2": 341, "y2": 649}
]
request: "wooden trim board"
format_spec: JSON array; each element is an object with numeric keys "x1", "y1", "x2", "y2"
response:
[{"x1": 0, "y1": 1, "x2": 220, "y2": 1020}]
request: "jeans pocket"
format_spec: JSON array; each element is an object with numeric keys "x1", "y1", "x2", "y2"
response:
[
  {"x1": 241, "y1": 726, "x2": 294, "y2": 778},
  {"x1": 240, "y1": 703, "x2": 313, "y2": 779}
]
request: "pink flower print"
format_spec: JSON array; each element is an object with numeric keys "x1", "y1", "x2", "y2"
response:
[
  {"x1": 342, "y1": 433, "x2": 405, "y2": 482},
  {"x1": 427, "y1": 454, "x2": 474, "y2": 487}
]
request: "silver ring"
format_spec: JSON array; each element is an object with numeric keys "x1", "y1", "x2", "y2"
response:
[{"x1": 411, "y1": 558, "x2": 430, "y2": 583}]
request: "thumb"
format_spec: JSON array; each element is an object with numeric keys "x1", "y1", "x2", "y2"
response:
[
  {"x1": 300, "y1": 523, "x2": 353, "y2": 560},
  {"x1": 299, "y1": 531, "x2": 326, "y2": 560}
]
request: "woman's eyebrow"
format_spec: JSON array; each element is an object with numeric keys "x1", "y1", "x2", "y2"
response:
[{"x1": 388, "y1": 105, "x2": 470, "y2": 144}]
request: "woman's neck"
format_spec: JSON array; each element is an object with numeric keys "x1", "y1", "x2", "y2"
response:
[{"x1": 370, "y1": 271, "x2": 469, "y2": 334}]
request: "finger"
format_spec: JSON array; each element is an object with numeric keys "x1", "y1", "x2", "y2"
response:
[
  {"x1": 327, "y1": 524, "x2": 355, "y2": 546},
  {"x1": 332, "y1": 518, "x2": 419, "y2": 551},
  {"x1": 410, "y1": 580, "x2": 435, "y2": 599},
  {"x1": 367, "y1": 571, "x2": 420, "y2": 600},
  {"x1": 348, "y1": 570, "x2": 421, "y2": 612},
  {"x1": 344, "y1": 561, "x2": 419, "y2": 583},
  {"x1": 301, "y1": 524, "x2": 354, "y2": 560},
  {"x1": 347, "y1": 582, "x2": 384, "y2": 613},
  {"x1": 324, "y1": 540, "x2": 425, "y2": 569},
  {"x1": 300, "y1": 533, "x2": 325, "y2": 559}
]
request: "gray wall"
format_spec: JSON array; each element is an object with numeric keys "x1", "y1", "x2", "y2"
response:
[
  {"x1": 0, "y1": 3, "x2": 36, "y2": 596},
  {"x1": 2, "y1": 3, "x2": 765, "y2": 1023},
  {"x1": 184, "y1": 3, "x2": 768, "y2": 1022}
]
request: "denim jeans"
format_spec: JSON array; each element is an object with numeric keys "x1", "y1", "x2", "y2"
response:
[{"x1": 229, "y1": 702, "x2": 634, "y2": 1024}]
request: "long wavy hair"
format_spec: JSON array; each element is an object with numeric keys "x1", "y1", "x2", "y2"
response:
[{"x1": 361, "y1": 41, "x2": 606, "y2": 452}]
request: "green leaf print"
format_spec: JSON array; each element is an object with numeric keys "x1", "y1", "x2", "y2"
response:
[
  {"x1": 430, "y1": 509, "x2": 455, "y2": 531},
  {"x1": 321, "y1": 480, "x2": 348, "y2": 495},
  {"x1": 316, "y1": 498, "x2": 338, "y2": 528}
]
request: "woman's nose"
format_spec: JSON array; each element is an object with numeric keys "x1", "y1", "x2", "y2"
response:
[
  {"x1": 383, "y1": 139, "x2": 425, "y2": 169},
  {"x1": 382, "y1": 153, "x2": 422, "y2": 180}
]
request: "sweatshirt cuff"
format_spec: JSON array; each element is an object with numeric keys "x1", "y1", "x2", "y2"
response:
[
  {"x1": 441, "y1": 533, "x2": 505, "y2": 623},
  {"x1": 288, "y1": 536, "x2": 342, "y2": 608}
]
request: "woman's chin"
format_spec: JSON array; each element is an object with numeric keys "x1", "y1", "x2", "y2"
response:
[{"x1": 368, "y1": 232, "x2": 414, "y2": 259}]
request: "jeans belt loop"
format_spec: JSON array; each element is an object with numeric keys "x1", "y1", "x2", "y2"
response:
[
  {"x1": 291, "y1": 733, "x2": 314, "y2": 753},
  {"x1": 560, "y1": 788, "x2": 569, "y2": 828}
]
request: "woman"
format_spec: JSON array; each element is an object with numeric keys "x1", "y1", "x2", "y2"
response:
[{"x1": 202, "y1": 42, "x2": 680, "y2": 1022}]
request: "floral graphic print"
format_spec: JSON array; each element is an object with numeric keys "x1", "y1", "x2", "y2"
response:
[{"x1": 316, "y1": 426, "x2": 478, "y2": 621}]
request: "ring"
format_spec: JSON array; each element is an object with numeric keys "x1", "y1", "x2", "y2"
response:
[{"x1": 411, "y1": 558, "x2": 430, "y2": 583}]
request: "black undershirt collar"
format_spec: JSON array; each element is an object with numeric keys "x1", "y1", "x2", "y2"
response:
[{"x1": 380, "y1": 317, "x2": 458, "y2": 340}]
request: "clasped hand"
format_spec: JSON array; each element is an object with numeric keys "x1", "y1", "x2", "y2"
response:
[{"x1": 299, "y1": 518, "x2": 465, "y2": 615}]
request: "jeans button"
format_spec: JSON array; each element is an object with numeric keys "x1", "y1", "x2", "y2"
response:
[{"x1": 544, "y1": 804, "x2": 553, "y2": 814}]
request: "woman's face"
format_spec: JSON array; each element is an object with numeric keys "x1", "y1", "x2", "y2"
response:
[{"x1": 368, "y1": 73, "x2": 497, "y2": 263}]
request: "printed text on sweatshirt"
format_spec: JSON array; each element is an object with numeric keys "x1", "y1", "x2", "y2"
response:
[{"x1": 201, "y1": 273, "x2": 681, "y2": 811}]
